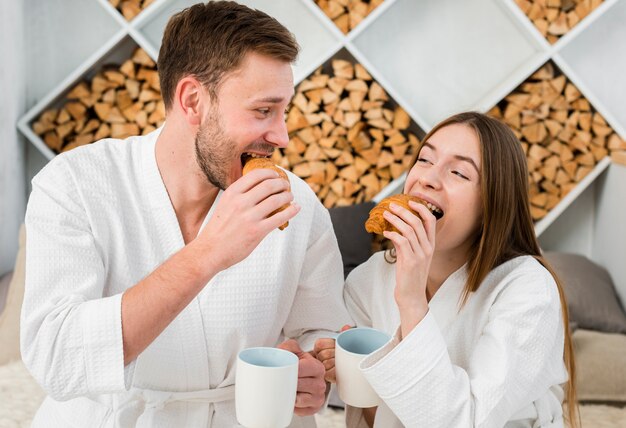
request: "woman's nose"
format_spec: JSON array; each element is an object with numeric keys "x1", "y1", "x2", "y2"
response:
[{"x1": 419, "y1": 166, "x2": 443, "y2": 189}]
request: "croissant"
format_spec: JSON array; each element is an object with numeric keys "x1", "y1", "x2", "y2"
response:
[
  {"x1": 365, "y1": 194, "x2": 442, "y2": 236},
  {"x1": 243, "y1": 157, "x2": 290, "y2": 230}
]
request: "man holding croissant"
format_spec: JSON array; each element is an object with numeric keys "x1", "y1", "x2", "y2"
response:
[{"x1": 21, "y1": 2, "x2": 351, "y2": 426}]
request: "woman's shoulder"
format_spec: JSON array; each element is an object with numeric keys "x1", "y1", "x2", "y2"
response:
[
  {"x1": 344, "y1": 251, "x2": 397, "y2": 324},
  {"x1": 498, "y1": 255, "x2": 553, "y2": 281},
  {"x1": 345, "y1": 251, "x2": 395, "y2": 290},
  {"x1": 487, "y1": 255, "x2": 559, "y2": 303},
  {"x1": 350, "y1": 250, "x2": 394, "y2": 275}
]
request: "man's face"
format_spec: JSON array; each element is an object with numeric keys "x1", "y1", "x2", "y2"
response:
[{"x1": 195, "y1": 52, "x2": 294, "y2": 190}]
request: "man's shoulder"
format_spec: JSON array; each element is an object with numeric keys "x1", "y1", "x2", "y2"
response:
[
  {"x1": 63, "y1": 135, "x2": 144, "y2": 166},
  {"x1": 35, "y1": 135, "x2": 147, "y2": 186}
]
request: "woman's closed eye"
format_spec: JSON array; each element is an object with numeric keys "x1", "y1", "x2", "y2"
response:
[{"x1": 452, "y1": 170, "x2": 469, "y2": 180}]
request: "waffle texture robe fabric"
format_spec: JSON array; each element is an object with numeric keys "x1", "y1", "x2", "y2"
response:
[
  {"x1": 343, "y1": 252, "x2": 568, "y2": 428},
  {"x1": 21, "y1": 128, "x2": 352, "y2": 427}
]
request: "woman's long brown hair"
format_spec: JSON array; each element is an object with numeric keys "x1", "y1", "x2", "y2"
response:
[{"x1": 389, "y1": 112, "x2": 579, "y2": 427}]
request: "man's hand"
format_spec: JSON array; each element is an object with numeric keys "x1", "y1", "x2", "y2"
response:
[
  {"x1": 195, "y1": 168, "x2": 299, "y2": 272},
  {"x1": 277, "y1": 339, "x2": 327, "y2": 416},
  {"x1": 313, "y1": 325, "x2": 352, "y2": 383}
]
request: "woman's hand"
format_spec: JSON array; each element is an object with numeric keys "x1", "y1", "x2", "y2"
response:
[
  {"x1": 313, "y1": 325, "x2": 353, "y2": 383},
  {"x1": 382, "y1": 201, "x2": 436, "y2": 337}
]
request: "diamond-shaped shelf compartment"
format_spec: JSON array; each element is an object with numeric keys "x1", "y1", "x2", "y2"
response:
[
  {"x1": 109, "y1": 0, "x2": 155, "y2": 21},
  {"x1": 352, "y1": 0, "x2": 546, "y2": 129},
  {"x1": 314, "y1": 0, "x2": 384, "y2": 34},
  {"x1": 558, "y1": 0, "x2": 626, "y2": 145},
  {"x1": 26, "y1": 37, "x2": 163, "y2": 159},
  {"x1": 488, "y1": 61, "x2": 626, "y2": 222},
  {"x1": 137, "y1": 0, "x2": 341, "y2": 84},
  {"x1": 274, "y1": 48, "x2": 424, "y2": 209},
  {"x1": 514, "y1": 0, "x2": 604, "y2": 44},
  {"x1": 26, "y1": 0, "x2": 123, "y2": 104}
]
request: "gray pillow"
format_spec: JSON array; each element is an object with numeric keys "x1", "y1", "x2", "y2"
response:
[{"x1": 545, "y1": 252, "x2": 626, "y2": 334}]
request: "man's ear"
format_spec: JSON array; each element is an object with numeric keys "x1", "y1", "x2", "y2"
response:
[{"x1": 174, "y1": 76, "x2": 207, "y2": 126}]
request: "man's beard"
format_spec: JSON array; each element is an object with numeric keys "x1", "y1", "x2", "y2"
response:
[{"x1": 194, "y1": 111, "x2": 237, "y2": 190}]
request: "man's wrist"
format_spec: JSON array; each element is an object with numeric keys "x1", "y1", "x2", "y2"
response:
[{"x1": 184, "y1": 239, "x2": 223, "y2": 282}]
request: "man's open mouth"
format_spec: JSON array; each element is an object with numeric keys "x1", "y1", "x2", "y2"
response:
[{"x1": 241, "y1": 152, "x2": 272, "y2": 167}]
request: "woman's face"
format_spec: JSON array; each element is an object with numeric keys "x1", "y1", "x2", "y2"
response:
[{"x1": 404, "y1": 123, "x2": 483, "y2": 256}]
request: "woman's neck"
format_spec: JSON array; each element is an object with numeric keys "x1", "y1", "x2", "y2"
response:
[{"x1": 426, "y1": 250, "x2": 468, "y2": 299}]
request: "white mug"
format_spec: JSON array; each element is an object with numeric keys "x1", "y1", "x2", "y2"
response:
[
  {"x1": 335, "y1": 327, "x2": 390, "y2": 408},
  {"x1": 235, "y1": 347, "x2": 299, "y2": 428}
]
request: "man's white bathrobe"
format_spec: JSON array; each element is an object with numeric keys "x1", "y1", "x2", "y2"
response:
[
  {"x1": 344, "y1": 252, "x2": 568, "y2": 428},
  {"x1": 21, "y1": 129, "x2": 352, "y2": 427}
]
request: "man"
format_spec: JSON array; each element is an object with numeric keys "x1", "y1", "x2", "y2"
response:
[{"x1": 21, "y1": 2, "x2": 351, "y2": 426}]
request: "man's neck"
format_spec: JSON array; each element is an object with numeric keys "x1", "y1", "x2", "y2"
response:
[{"x1": 155, "y1": 121, "x2": 220, "y2": 243}]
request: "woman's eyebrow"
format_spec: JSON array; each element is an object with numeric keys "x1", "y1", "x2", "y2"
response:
[{"x1": 454, "y1": 155, "x2": 480, "y2": 174}]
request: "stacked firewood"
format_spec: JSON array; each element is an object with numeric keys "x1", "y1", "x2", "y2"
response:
[
  {"x1": 315, "y1": 0, "x2": 384, "y2": 34},
  {"x1": 109, "y1": 0, "x2": 155, "y2": 21},
  {"x1": 489, "y1": 62, "x2": 626, "y2": 221},
  {"x1": 32, "y1": 48, "x2": 164, "y2": 154},
  {"x1": 515, "y1": 0, "x2": 603, "y2": 43},
  {"x1": 273, "y1": 59, "x2": 420, "y2": 208}
]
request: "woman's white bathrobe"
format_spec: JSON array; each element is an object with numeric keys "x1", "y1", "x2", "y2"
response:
[
  {"x1": 21, "y1": 128, "x2": 352, "y2": 427},
  {"x1": 344, "y1": 252, "x2": 568, "y2": 428}
]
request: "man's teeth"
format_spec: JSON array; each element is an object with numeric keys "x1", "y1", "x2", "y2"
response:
[{"x1": 245, "y1": 153, "x2": 269, "y2": 158}]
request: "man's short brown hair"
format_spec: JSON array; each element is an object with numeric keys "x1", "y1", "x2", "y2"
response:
[{"x1": 158, "y1": 1, "x2": 299, "y2": 110}]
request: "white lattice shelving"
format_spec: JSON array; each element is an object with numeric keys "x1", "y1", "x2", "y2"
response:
[{"x1": 19, "y1": 0, "x2": 626, "y2": 299}]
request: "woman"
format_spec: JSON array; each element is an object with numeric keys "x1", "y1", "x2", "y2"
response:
[{"x1": 315, "y1": 112, "x2": 578, "y2": 428}]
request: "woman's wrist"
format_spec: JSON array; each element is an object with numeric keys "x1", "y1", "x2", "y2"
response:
[
  {"x1": 397, "y1": 301, "x2": 429, "y2": 340},
  {"x1": 395, "y1": 293, "x2": 428, "y2": 315}
]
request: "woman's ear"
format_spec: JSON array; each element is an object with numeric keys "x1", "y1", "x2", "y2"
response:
[{"x1": 174, "y1": 76, "x2": 207, "y2": 126}]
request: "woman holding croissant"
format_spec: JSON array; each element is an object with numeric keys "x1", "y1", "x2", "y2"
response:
[{"x1": 314, "y1": 112, "x2": 578, "y2": 428}]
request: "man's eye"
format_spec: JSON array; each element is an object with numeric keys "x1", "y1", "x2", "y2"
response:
[
  {"x1": 257, "y1": 108, "x2": 270, "y2": 115},
  {"x1": 417, "y1": 157, "x2": 431, "y2": 164}
]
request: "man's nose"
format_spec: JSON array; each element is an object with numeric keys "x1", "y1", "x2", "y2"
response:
[{"x1": 265, "y1": 115, "x2": 289, "y2": 148}]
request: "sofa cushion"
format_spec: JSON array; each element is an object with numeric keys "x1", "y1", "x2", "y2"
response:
[
  {"x1": 545, "y1": 252, "x2": 626, "y2": 334},
  {"x1": 328, "y1": 202, "x2": 375, "y2": 278},
  {"x1": 573, "y1": 329, "x2": 626, "y2": 403},
  {"x1": 0, "y1": 224, "x2": 26, "y2": 365}
]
